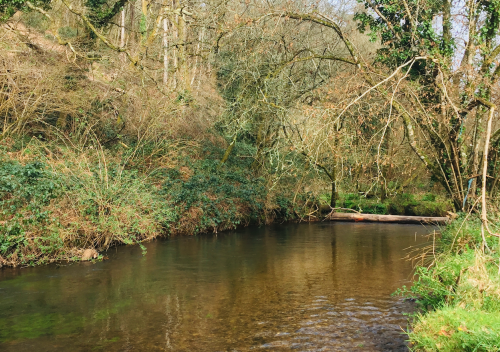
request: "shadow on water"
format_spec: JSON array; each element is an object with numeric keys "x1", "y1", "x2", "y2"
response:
[{"x1": 0, "y1": 222, "x2": 432, "y2": 351}]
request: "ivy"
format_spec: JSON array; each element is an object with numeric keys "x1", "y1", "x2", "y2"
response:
[
  {"x1": 0, "y1": 160, "x2": 62, "y2": 255},
  {"x1": 354, "y1": 0, "x2": 454, "y2": 70},
  {"x1": 0, "y1": 0, "x2": 51, "y2": 21}
]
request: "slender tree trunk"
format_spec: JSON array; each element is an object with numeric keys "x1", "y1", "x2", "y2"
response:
[
  {"x1": 172, "y1": 0, "x2": 178, "y2": 89},
  {"x1": 191, "y1": 28, "x2": 203, "y2": 87},
  {"x1": 178, "y1": 13, "x2": 189, "y2": 91},
  {"x1": 219, "y1": 134, "x2": 237, "y2": 167},
  {"x1": 120, "y1": 8, "x2": 126, "y2": 61},
  {"x1": 129, "y1": 1, "x2": 136, "y2": 43},
  {"x1": 442, "y1": 0, "x2": 452, "y2": 45},
  {"x1": 330, "y1": 164, "x2": 337, "y2": 208},
  {"x1": 163, "y1": 16, "x2": 169, "y2": 85},
  {"x1": 470, "y1": 110, "x2": 484, "y2": 205}
]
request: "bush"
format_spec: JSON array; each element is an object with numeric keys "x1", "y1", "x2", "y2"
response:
[
  {"x1": 387, "y1": 193, "x2": 418, "y2": 214},
  {"x1": 159, "y1": 155, "x2": 267, "y2": 234},
  {"x1": 340, "y1": 193, "x2": 388, "y2": 214},
  {"x1": 0, "y1": 153, "x2": 172, "y2": 266},
  {"x1": 337, "y1": 192, "x2": 450, "y2": 216},
  {"x1": 56, "y1": 164, "x2": 170, "y2": 249},
  {"x1": 0, "y1": 160, "x2": 64, "y2": 265}
]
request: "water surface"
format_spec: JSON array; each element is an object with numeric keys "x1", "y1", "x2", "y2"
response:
[{"x1": 0, "y1": 222, "x2": 431, "y2": 351}]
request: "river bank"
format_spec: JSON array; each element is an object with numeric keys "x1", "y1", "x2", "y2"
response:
[
  {"x1": 3, "y1": 138, "x2": 499, "y2": 350},
  {"x1": 0, "y1": 137, "x2": 453, "y2": 268},
  {"x1": 397, "y1": 216, "x2": 500, "y2": 351},
  {"x1": 0, "y1": 138, "x2": 281, "y2": 267}
]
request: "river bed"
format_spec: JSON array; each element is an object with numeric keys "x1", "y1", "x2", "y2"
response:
[{"x1": 0, "y1": 222, "x2": 431, "y2": 351}]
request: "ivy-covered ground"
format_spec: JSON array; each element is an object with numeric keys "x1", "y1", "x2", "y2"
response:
[{"x1": 331, "y1": 192, "x2": 452, "y2": 217}]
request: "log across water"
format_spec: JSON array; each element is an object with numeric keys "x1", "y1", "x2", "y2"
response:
[{"x1": 327, "y1": 212, "x2": 450, "y2": 225}]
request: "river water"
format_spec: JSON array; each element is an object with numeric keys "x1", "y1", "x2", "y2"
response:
[{"x1": 0, "y1": 222, "x2": 431, "y2": 351}]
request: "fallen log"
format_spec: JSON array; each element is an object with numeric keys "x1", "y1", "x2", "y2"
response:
[{"x1": 327, "y1": 212, "x2": 450, "y2": 225}]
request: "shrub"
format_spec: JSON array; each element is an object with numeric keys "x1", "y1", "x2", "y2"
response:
[
  {"x1": 159, "y1": 157, "x2": 267, "y2": 234},
  {"x1": 340, "y1": 193, "x2": 388, "y2": 214},
  {"x1": 0, "y1": 160, "x2": 64, "y2": 265}
]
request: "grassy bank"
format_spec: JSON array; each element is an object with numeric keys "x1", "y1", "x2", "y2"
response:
[
  {"x1": 0, "y1": 137, "x2": 298, "y2": 267},
  {"x1": 397, "y1": 217, "x2": 500, "y2": 351}
]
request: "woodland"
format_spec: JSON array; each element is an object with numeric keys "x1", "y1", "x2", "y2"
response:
[{"x1": 1, "y1": 0, "x2": 500, "y2": 349}]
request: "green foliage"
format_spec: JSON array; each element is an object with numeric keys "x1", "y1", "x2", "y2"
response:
[
  {"x1": 409, "y1": 306, "x2": 500, "y2": 351},
  {"x1": 439, "y1": 216, "x2": 498, "y2": 253},
  {"x1": 0, "y1": 160, "x2": 62, "y2": 256},
  {"x1": 84, "y1": 0, "x2": 128, "y2": 28},
  {"x1": 66, "y1": 164, "x2": 169, "y2": 246},
  {"x1": 422, "y1": 193, "x2": 436, "y2": 202},
  {"x1": 158, "y1": 143, "x2": 268, "y2": 233},
  {"x1": 0, "y1": 0, "x2": 51, "y2": 22},
  {"x1": 340, "y1": 193, "x2": 388, "y2": 214},
  {"x1": 0, "y1": 148, "x2": 169, "y2": 265},
  {"x1": 139, "y1": 13, "x2": 147, "y2": 37},
  {"x1": 336, "y1": 192, "x2": 450, "y2": 216},
  {"x1": 395, "y1": 217, "x2": 500, "y2": 351},
  {"x1": 396, "y1": 250, "x2": 477, "y2": 312},
  {"x1": 354, "y1": 0, "x2": 454, "y2": 68},
  {"x1": 0, "y1": 138, "x2": 286, "y2": 266},
  {"x1": 387, "y1": 193, "x2": 418, "y2": 214}
]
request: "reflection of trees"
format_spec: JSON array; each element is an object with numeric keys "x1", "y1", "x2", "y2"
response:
[{"x1": 0, "y1": 224, "x2": 428, "y2": 350}]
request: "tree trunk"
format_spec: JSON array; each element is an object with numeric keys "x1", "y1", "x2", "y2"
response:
[
  {"x1": 328, "y1": 212, "x2": 450, "y2": 225},
  {"x1": 330, "y1": 164, "x2": 337, "y2": 208},
  {"x1": 172, "y1": 0, "x2": 178, "y2": 89},
  {"x1": 469, "y1": 110, "x2": 484, "y2": 208},
  {"x1": 120, "y1": 8, "x2": 126, "y2": 61},
  {"x1": 178, "y1": 13, "x2": 189, "y2": 91},
  {"x1": 219, "y1": 135, "x2": 237, "y2": 166},
  {"x1": 163, "y1": 16, "x2": 168, "y2": 85},
  {"x1": 129, "y1": 1, "x2": 135, "y2": 43}
]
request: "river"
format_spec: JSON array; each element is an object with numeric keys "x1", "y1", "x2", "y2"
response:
[{"x1": 0, "y1": 222, "x2": 431, "y2": 351}]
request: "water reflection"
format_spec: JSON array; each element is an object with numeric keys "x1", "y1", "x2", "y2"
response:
[{"x1": 0, "y1": 222, "x2": 430, "y2": 351}]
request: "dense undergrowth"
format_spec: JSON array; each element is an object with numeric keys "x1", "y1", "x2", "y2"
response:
[
  {"x1": 0, "y1": 137, "x2": 297, "y2": 267},
  {"x1": 396, "y1": 217, "x2": 500, "y2": 351}
]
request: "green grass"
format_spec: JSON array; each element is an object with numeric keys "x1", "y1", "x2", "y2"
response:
[
  {"x1": 395, "y1": 216, "x2": 500, "y2": 351},
  {"x1": 409, "y1": 306, "x2": 500, "y2": 351}
]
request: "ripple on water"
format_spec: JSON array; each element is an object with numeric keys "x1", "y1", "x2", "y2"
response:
[
  {"x1": 0, "y1": 222, "x2": 428, "y2": 352},
  {"x1": 255, "y1": 296, "x2": 413, "y2": 351}
]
